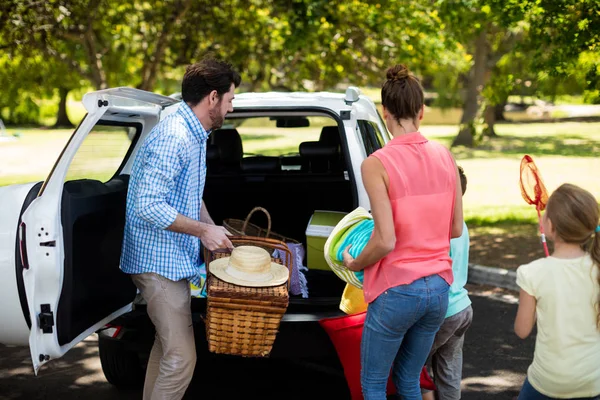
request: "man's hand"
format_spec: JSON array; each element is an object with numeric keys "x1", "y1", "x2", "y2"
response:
[
  {"x1": 199, "y1": 224, "x2": 233, "y2": 251},
  {"x1": 167, "y1": 214, "x2": 233, "y2": 250}
]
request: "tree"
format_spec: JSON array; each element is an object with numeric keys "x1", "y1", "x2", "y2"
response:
[{"x1": 435, "y1": 0, "x2": 527, "y2": 147}]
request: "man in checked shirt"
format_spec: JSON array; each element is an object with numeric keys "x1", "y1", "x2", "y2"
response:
[{"x1": 120, "y1": 58, "x2": 241, "y2": 400}]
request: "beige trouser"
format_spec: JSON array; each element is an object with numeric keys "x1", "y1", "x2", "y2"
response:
[{"x1": 131, "y1": 273, "x2": 196, "y2": 400}]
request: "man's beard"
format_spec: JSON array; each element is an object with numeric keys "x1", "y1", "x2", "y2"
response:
[{"x1": 209, "y1": 103, "x2": 224, "y2": 130}]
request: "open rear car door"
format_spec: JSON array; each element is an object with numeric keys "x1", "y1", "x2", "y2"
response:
[{"x1": 19, "y1": 88, "x2": 179, "y2": 373}]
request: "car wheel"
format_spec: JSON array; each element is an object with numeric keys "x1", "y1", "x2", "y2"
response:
[{"x1": 98, "y1": 335, "x2": 145, "y2": 389}]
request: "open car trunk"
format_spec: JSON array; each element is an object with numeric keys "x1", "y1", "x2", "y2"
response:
[{"x1": 202, "y1": 110, "x2": 356, "y2": 302}]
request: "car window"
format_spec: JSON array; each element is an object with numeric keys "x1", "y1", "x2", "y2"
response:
[
  {"x1": 375, "y1": 112, "x2": 392, "y2": 142},
  {"x1": 64, "y1": 121, "x2": 140, "y2": 183},
  {"x1": 227, "y1": 116, "x2": 333, "y2": 156},
  {"x1": 357, "y1": 120, "x2": 385, "y2": 155}
]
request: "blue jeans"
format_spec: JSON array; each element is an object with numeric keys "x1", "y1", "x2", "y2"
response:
[
  {"x1": 518, "y1": 377, "x2": 600, "y2": 400},
  {"x1": 361, "y1": 274, "x2": 450, "y2": 400}
]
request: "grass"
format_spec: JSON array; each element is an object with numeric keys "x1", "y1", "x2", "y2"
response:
[
  {"x1": 419, "y1": 123, "x2": 600, "y2": 226},
  {"x1": 2, "y1": 121, "x2": 599, "y2": 228}
]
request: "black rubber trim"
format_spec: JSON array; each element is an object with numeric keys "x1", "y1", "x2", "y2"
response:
[{"x1": 15, "y1": 181, "x2": 44, "y2": 329}]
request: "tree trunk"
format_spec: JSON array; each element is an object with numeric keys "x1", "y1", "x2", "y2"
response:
[
  {"x1": 138, "y1": 0, "x2": 193, "y2": 91},
  {"x1": 84, "y1": 29, "x2": 107, "y2": 89},
  {"x1": 482, "y1": 104, "x2": 497, "y2": 137},
  {"x1": 53, "y1": 87, "x2": 73, "y2": 128},
  {"x1": 494, "y1": 101, "x2": 506, "y2": 121},
  {"x1": 82, "y1": 0, "x2": 107, "y2": 90},
  {"x1": 452, "y1": 30, "x2": 489, "y2": 147}
]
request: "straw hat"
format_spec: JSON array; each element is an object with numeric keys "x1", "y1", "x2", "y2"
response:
[{"x1": 209, "y1": 246, "x2": 289, "y2": 287}]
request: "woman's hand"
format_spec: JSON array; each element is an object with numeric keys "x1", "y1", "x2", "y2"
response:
[{"x1": 343, "y1": 245, "x2": 360, "y2": 271}]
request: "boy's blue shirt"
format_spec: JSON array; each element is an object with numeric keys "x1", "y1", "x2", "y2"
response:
[{"x1": 446, "y1": 221, "x2": 471, "y2": 318}]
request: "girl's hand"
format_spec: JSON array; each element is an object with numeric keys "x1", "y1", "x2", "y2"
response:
[{"x1": 343, "y1": 245, "x2": 358, "y2": 271}]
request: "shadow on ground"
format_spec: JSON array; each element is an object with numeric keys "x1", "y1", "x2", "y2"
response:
[
  {"x1": 469, "y1": 225, "x2": 552, "y2": 270},
  {"x1": 431, "y1": 131, "x2": 600, "y2": 159},
  {"x1": 0, "y1": 338, "x2": 136, "y2": 400},
  {"x1": 0, "y1": 286, "x2": 533, "y2": 400},
  {"x1": 461, "y1": 286, "x2": 535, "y2": 400}
]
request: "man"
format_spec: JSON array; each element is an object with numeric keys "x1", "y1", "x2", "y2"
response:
[{"x1": 120, "y1": 58, "x2": 241, "y2": 400}]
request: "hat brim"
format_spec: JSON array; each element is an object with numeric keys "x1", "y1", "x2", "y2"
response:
[{"x1": 209, "y1": 257, "x2": 289, "y2": 287}]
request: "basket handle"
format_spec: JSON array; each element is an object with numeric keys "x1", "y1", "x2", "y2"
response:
[
  {"x1": 204, "y1": 235, "x2": 293, "y2": 289},
  {"x1": 242, "y1": 207, "x2": 271, "y2": 237}
]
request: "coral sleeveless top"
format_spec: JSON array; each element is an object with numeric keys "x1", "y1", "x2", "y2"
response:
[{"x1": 364, "y1": 132, "x2": 456, "y2": 303}]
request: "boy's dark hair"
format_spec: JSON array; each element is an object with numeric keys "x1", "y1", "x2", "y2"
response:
[
  {"x1": 458, "y1": 165, "x2": 467, "y2": 195},
  {"x1": 182, "y1": 58, "x2": 241, "y2": 107},
  {"x1": 381, "y1": 64, "x2": 424, "y2": 123}
]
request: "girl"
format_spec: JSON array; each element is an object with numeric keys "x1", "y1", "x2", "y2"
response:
[
  {"x1": 343, "y1": 64, "x2": 463, "y2": 400},
  {"x1": 515, "y1": 183, "x2": 600, "y2": 399}
]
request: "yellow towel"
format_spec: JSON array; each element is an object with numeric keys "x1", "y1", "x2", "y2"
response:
[{"x1": 339, "y1": 283, "x2": 368, "y2": 315}]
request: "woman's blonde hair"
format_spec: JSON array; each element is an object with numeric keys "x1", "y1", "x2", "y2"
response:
[{"x1": 545, "y1": 183, "x2": 600, "y2": 328}]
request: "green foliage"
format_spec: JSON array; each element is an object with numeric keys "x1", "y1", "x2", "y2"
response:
[
  {"x1": 1, "y1": 0, "x2": 599, "y2": 128},
  {"x1": 526, "y1": 0, "x2": 600, "y2": 78}
]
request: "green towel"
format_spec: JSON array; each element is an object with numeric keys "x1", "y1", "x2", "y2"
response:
[{"x1": 323, "y1": 207, "x2": 372, "y2": 289}]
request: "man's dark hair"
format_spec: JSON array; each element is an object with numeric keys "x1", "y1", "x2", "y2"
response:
[
  {"x1": 182, "y1": 58, "x2": 241, "y2": 106},
  {"x1": 458, "y1": 165, "x2": 467, "y2": 195}
]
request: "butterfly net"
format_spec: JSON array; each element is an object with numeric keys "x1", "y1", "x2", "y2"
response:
[{"x1": 520, "y1": 155, "x2": 549, "y2": 211}]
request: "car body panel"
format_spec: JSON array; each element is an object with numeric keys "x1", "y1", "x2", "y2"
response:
[
  {"x1": 0, "y1": 182, "x2": 40, "y2": 345},
  {"x1": 0, "y1": 88, "x2": 170, "y2": 373}
]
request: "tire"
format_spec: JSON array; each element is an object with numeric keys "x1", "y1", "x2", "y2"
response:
[{"x1": 98, "y1": 335, "x2": 145, "y2": 389}]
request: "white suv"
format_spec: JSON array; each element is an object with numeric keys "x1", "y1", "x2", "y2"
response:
[{"x1": 0, "y1": 87, "x2": 390, "y2": 387}]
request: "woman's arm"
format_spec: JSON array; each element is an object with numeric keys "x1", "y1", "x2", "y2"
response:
[
  {"x1": 344, "y1": 157, "x2": 396, "y2": 271},
  {"x1": 451, "y1": 160, "x2": 464, "y2": 238},
  {"x1": 514, "y1": 289, "x2": 537, "y2": 339}
]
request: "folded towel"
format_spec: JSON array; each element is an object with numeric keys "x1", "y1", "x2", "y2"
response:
[
  {"x1": 324, "y1": 207, "x2": 372, "y2": 289},
  {"x1": 336, "y1": 219, "x2": 374, "y2": 260},
  {"x1": 273, "y1": 242, "x2": 309, "y2": 298},
  {"x1": 340, "y1": 283, "x2": 368, "y2": 314},
  {"x1": 191, "y1": 262, "x2": 207, "y2": 298}
]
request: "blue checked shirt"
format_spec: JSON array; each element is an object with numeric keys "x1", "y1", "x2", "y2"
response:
[{"x1": 120, "y1": 102, "x2": 209, "y2": 286}]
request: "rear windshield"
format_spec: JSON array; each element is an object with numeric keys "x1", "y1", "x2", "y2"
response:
[{"x1": 225, "y1": 115, "x2": 337, "y2": 157}]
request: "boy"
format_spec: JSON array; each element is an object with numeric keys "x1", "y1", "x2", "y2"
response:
[{"x1": 422, "y1": 165, "x2": 473, "y2": 400}]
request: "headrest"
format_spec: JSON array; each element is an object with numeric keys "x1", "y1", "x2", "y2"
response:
[
  {"x1": 299, "y1": 141, "x2": 338, "y2": 159},
  {"x1": 211, "y1": 128, "x2": 243, "y2": 164},
  {"x1": 241, "y1": 156, "x2": 281, "y2": 173},
  {"x1": 319, "y1": 126, "x2": 341, "y2": 147}
]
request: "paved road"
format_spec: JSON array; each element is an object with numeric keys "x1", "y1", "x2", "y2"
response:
[{"x1": 0, "y1": 284, "x2": 534, "y2": 400}]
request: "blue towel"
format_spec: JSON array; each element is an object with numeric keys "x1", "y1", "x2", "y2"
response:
[{"x1": 335, "y1": 219, "x2": 374, "y2": 284}]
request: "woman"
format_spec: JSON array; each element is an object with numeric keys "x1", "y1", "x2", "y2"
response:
[{"x1": 343, "y1": 64, "x2": 463, "y2": 400}]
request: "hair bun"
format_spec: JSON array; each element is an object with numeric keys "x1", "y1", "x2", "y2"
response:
[{"x1": 386, "y1": 64, "x2": 410, "y2": 81}]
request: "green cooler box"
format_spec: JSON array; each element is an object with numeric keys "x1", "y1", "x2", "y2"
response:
[{"x1": 305, "y1": 210, "x2": 347, "y2": 271}]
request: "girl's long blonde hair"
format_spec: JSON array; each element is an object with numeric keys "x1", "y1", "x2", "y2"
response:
[{"x1": 545, "y1": 183, "x2": 600, "y2": 329}]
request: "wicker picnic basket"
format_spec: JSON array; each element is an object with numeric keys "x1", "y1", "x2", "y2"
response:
[
  {"x1": 223, "y1": 206, "x2": 299, "y2": 244},
  {"x1": 204, "y1": 236, "x2": 292, "y2": 357}
]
